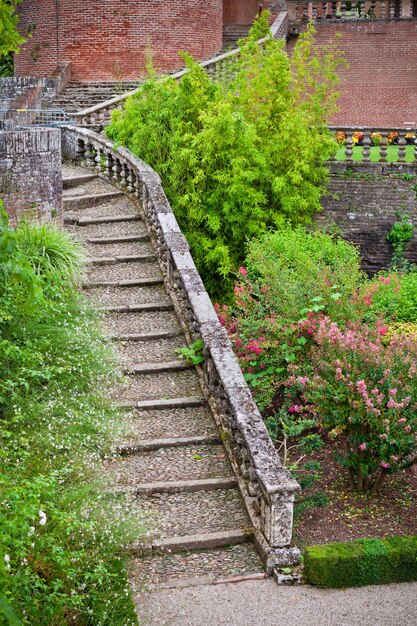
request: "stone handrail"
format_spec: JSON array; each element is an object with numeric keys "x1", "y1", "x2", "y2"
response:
[
  {"x1": 71, "y1": 11, "x2": 288, "y2": 129},
  {"x1": 329, "y1": 126, "x2": 417, "y2": 166},
  {"x1": 61, "y1": 125, "x2": 300, "y2": 574},
  {"x1": 287, "y1": 0, "x2": 415, "y2": 21}
]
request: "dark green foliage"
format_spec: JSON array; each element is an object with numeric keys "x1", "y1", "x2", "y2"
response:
[
  {"x1": 0, "y1": 51, "x2": 13, "y2": 76},
  {"x1": 107, "y1": 15, "x2": 344, "y2": 299},
  {"x1": 0, "y1": 208, "x2": 138, "y2": 624},
  {"x1": 304, "y1": 536, "x2": 417, "y2": 588}
]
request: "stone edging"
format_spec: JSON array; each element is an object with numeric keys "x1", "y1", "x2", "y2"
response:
[{"x1": 61, "y1": 126, "x2": 300, "y2": 576}]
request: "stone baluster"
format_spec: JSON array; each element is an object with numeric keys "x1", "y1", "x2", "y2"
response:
[
  {"x1": 379, "y1": 132, "x2": 388, "y2": 162},
  {"x1": 398, "y1": 133, "x2": 407, "y2": 162},
  {"x1": 370, "y1": 0, "x2": 377, "y2": 17},
  {"x1": 389, "y1": 0, "x2": 395, "y2": 17},
  {"x1": 414, "y1": 138, "x2": 417, "y2": 164},
  {"x1": 95, "y1": 147, "x2": 103, "y2": 173},
  {"x1": 362, "y1": 129, "x2": 372, "y2": 162},
  {"x1": 76, "y1": 138, "x2": 86, "y2": 160},
  {"x1": 85, "y1": 142, "x2": 96, "y2": 167},
  {"x1": 112, "y1": 157, "x2": 122, "y2": 181},
  {"x1": 119, "y1": 162, "x2": 128, "y2": 187},
  {"x1": 104, "y1": 152, "x2": 113, "y2": 178},
  {"x1": 381, "y1": 0, "x2": 386, "y2": 17},
  {"x1": 302, "y1": 1, "x2": 309, "y2": 20},
  {"x1": 127, "y1": 168, "x2": 136, "y2": 194},
  {"x1": 312, "y1": 1, "x2": 318, "y2": 18},
  {"x1": 345, "y1": 134, "x2": 354, "y2": 162}
]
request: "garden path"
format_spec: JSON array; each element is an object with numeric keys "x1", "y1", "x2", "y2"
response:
[{"x1": 62, "y1": 162, "x2": 266, "y2": 612}]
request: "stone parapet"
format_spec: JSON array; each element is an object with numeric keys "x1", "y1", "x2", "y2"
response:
[
  {"x1": 61, "y1": 125, "x2": 300, "y2": 574},
  {"x1": 0, "y1": 129, "x2": 62, "y2": 225}
]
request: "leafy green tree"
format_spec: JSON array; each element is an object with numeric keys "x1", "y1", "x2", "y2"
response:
[
  {"x1": 0, "y1": 0, "x2": 24, "y2": 55},
  {"x1": 107, "y1": 14, "x2": 344, "y2": 298}
]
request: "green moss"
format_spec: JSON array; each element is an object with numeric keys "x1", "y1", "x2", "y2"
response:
[{"x1": 304, "y1": 536, "x2": 417, "y2": 588}]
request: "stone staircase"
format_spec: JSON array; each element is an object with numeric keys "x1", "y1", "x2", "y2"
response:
[
  {"x1": 221, "y1": 24, "x2": 252, "y2": 52},
  {"x1": 62, "y1": 162, "x2": 265, "y2": 599},
  {"x1": 47, "y1": 81, "x2": 141, "y2": 114}
]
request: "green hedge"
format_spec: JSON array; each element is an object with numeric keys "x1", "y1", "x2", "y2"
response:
[{"x1": 304, "y1": 536, "x2": 417, "y2": 588}]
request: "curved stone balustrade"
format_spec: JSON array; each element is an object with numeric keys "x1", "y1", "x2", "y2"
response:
[
  {"x1": 329, "y1": 126, "x2": 417, "y2": 170},
  {"x1": 61, "y1": 125, "x2": 300, "y2": 573},
  {"x1": 287, "y1": 0, "x2": 415, "y2": 22}
]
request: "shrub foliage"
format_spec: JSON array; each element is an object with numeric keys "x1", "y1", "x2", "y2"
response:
[{"x1": 106, "y1": 15, "x2": 344, "y2": 298}]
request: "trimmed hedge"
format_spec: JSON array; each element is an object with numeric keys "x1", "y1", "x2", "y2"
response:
[{"x1": 304, "y1": 536, "x2": 417, "y2": 588}]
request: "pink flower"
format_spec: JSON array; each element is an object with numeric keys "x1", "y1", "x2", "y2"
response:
[
  {"x1": 378, "y1": 326, "x2": 387, "y2": 336},
  {"x1": 238, "y1": 267, "x2": 248, "y2": 276},
  {"x1": 289, "y1": 404, "x2": 300, "y2": 414},
  {"x1": 381, "y1": 462, "x2": 390, "y2": 469},
  {"x1": 389, "y1": 388, "x2": 397, "y2": 396},
  {"x1": 359, "y1": 442, "x2": 367, "y2": 451}
]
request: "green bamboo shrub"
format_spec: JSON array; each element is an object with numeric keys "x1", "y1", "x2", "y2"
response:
[{"x1": 107, "y1": 15, "x2": 344, "y2": 298}]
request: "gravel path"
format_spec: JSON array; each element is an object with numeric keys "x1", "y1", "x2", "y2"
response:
[
  {"x1": 87, "y1": 285, "x2": 170, "y2": 307},
  {"x1": 104, "y1": 310, "x2": 181, "y2": 335},
  {"x1": 134, "y1": 579, "x2": 417, "y2": 626},
  {"x1": 118, "y1": 406, "x2": 216, "y2": 441}
]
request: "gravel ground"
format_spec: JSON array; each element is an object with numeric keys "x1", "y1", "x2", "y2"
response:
[
  {"x1": 104, "y1": 310, "x2": 180, "y2": 335},
  {"x1": 85, "y1": 240, "x2": 153, "y2": 258},
  {"x1": 137, "y1": 489, "x2": 250, "y2": 539},
  {"x1": 118, "y1": 406, "x2": 216, "y2": 441},
  {"x1": 130, "y1": 544, "x2": 263, "y2": 591},
  {"x1": 134, "y1": 579, "x2": 417, "y2": 626},
  {"x1": 86, "y1": 260, "x2": 162, "y2": 282},
  {"x1": 116, "y1": 337, "x2": 187, "y2": 365},
  {"x1": 106, "y1": 444, "x2": 232, "y2": 486},
  {"x1": 113, "y1": 369, "x2": 201, "y2": 401},
  {"x1": 67, "y1": 220, "x2": 148, "y2": 240},
  {"x1": 86, "y1": 284, "x2": 170, "y2": 307}
]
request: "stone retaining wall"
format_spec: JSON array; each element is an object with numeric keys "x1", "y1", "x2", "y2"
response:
[
  {"x1": 0, "y1": 129, "x2": 63, "y2": 225},
  {"x1": 318, "y1": 166, "x2": 417, "y2": 274},
  {"x1": 61, "y1": 125, "x2": 301, "y2": 577}
]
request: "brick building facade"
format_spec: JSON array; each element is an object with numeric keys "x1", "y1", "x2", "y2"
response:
[{"x1": 15, "y1": 0, "x2": 267, "y2": 81}]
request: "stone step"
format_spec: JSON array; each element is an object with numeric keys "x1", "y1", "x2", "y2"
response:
[
  {"x1": 106, "y1": 443, "x2": 233, "y2": 488},
  {"x1": 63, "y1": 174, "x2": 97, "y2": 189},
  {"x1": 65, "y1": 199, "x2": 139, "y2": 223},
  {"x1": 122, "y1": 360, "x2": 190, "y2": 374},
  {"x1": 86, "y1": 260, "x2": 161, "y2": 284},
  {"x1": 85, "y1": 239, "x2": 154, "y2": 259},
  {"x1": 86, "y1": 234, "x2": 150, "y2": 244},
  {"x1": 84, "y1": 277, "x2": 164, "y2": 288},
  {"x1": 66, "y1": 219, "x2": 149, "y2": 241},
  {"x1": 77, "y1": 213, "x2": 141, "y2": 226},
  {"x1": 89, "y1": 254, "x2": 156, "y2": 265},
  {"x1": 85, "y1": 284, "x2": 170, "y2": 308},
  {"x1": 115, "y1": 334, "x2": 185, "y2": 367},
  {"x1": 112, "y1": 330, "x2": 182, "y2": 341},
  {"x1": 104, "y1": 309, "x2": 180, "y2": 336},
  {"x1": 113, "y1": 368, "x2": 201, "y2": 402},
  {"x1": 104, "y1": 302, "x2": 173, "y2": 312},
  {"x1": 129, "y1": 543, "x2": 263, "y2": 591},
  {"x1": 121, "y1": 397, "x2": 204, "y2": 411},
  {"x1": 119, "y1": 405, "x2": 215, "y2": 442},
  {"x1": 119, "y1": 434, "x2": 221, "y2": 453},
  {"x1": 63, "y1": 190, "x2": 124, "y2": 211},
  {"x1": 148, "y1": 529, "x2": 254, "y2": 554},
  {"x1": 134, "y1": 477, "x2": 237, "y2": 495}
]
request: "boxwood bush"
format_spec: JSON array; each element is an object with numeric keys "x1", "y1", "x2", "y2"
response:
[{"x1": 304, "y1": 536, "x2": 417, "y2": 588}]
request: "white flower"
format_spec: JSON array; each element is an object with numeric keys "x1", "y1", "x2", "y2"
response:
[
  {"x1": 4, "y1": 554, "x2": 10, "y2": 563},
  {"x1": 39, "y1": 510, "x2": 47, "y2": 526},
  {"x1": 28, "y1": 526, "x2": 35, "y2": 536}
]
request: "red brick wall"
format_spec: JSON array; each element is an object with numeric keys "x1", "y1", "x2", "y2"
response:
[
  {"x1": 223, "y1": 0, "x2": 260, "y2": 24},
  {"x1": 288, "y1": 21, "x2": 417, "y2": 128},
  {"x1": 15, "y1": 0, "x2": 223, "y2": 81}
]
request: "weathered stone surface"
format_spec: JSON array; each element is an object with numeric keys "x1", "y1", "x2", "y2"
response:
[{"x1": 0, "y1": 129, "x2": 62, "y2": 224}]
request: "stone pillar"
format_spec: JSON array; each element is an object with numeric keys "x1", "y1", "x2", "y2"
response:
[{"x1": 0, "y1": 129, "x2": 63, "y2": 225}]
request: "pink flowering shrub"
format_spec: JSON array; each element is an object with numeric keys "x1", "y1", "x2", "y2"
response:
[{"x1": 291, "y1": 317, "x2": 417, "y2": 492}]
